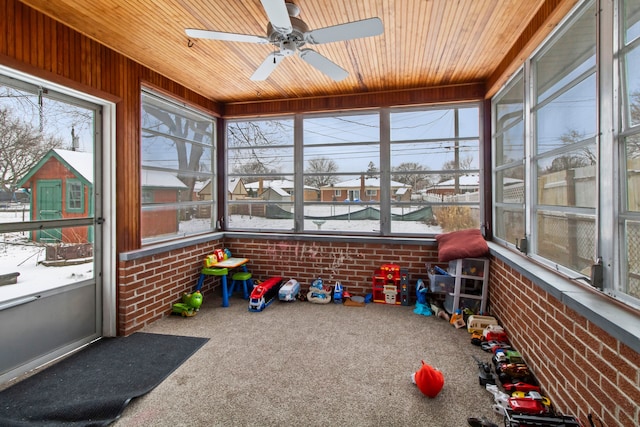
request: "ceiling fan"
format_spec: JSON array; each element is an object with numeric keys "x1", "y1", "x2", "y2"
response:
[{"x1": 185, "y1": 0, "x2": 384, "y2": 82}]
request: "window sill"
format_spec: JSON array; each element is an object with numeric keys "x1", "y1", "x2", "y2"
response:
[{"x1": 488, "y1": 242, "x2": 640, "y2": 354}]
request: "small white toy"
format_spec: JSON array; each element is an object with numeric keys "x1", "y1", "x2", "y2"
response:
[{"x1": 278, "y1": 278, "x2": 301, "y2": 301}]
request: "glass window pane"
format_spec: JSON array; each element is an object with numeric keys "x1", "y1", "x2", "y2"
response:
[
  {"x1": 228, "y1": 201, "x2": 294, "y2": 231},
  {"x1": 536, "y1": 75, "x2": 597, "y2": 155},
  {"x1": 536, "y1": 211, "x2": 595, "y2": 274},
  {"x1": 624, "y1": 220, "x2": 640, "y2": 300},
  {"x1": 304, "y1": 144, "x2": 378, "y2": 174},
  {"x1": 623, "y1": 45, "x2": 640, "y2": 128},
  {"x1": 535, "y1": 2, "x2": 596, "y2": 103},
  {"x1": 227, "y1": 118, "x2": 294, "y2": 232},
  {"x1": 304, "y1": 114, "x2": 379, "y2": 144},
  {"x1": 141, "y1": 204, "x2": 213, "y2": 241},
  {"x1": 495, "y1": 76, "x2": 524, "y2": 127},
  {"x1": 391, "y1": 109, "x2": 477, "y2": 140},
  {"x1": 627, "y1": 135, "x2": 640, "y2": 212},
  {"x1": 304, "y1": 202, "x2": 380, "y2": 233},
  {"x1": 495, "y1": 167, "x2": 524, "y2": 204},
  {"x1": 390, "y1": 203, "x2": 440, "y2": 234},
  {"x1": 141, "y1": 90, "x2": 216, "y2": 243},
  {"x1": 432, "y1": 205, "x2": 481, "y2": 232},
  {"x1": 625, "y1": 0, "x2": 640, "y2": 44},
  {"x1": 495, "y1": 121, "x2": 524, "y2": 167},
  {"x1": 494, "y1": 206, "x2": 525, "y2": 245},
  {"x1": 536, "y1": 144, "x2": 596, "y2": 208}
]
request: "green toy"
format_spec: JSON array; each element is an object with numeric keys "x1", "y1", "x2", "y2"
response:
[
  {"x1": 172, "y1": 290, "x2": 203, "y2": 317},
  {"x1": 182, "y1": 291, "x2": 203, "y2": 310}
]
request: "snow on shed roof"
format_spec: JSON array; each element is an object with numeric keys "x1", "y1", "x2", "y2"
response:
[{"x1": 141, "y1": 170, "x2": 188, "y2": 189}]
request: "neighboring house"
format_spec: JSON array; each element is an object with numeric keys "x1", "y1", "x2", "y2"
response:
[
  {"x1": 320, "y1": 177, "x2": 412, "y2": 202},
  {"x1": 227, "y1": 177, "x2": 248, "y2": 200},
  {"x1": 426, "y1": 174, "x2": 480, "y2": 197},
  {"x1": 244, "y1": 179, "x2": 319, "y2": 201},
  {"x1": 17, "y1": 149, "x2": 93, "y2": 243},
  {"x1": 140, "y1": 169, "x2": 189, "y2": 238}
]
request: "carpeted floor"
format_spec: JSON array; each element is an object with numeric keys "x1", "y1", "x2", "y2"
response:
[{"x1": 112, "y1": 298, "x2": 503, "y2": 427}]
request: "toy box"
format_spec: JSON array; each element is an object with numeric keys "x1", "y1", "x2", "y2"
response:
[
  {"x1": 372, "y1": 264, "x2": 402, "y2": 304},
  {"x1": 278, "y1": 279, "x2": 300, "y2": 301},
  {"x1": 448, "y1": 258, "x2": 486, "y2": 277},
  {"x1": 427, "y1": 272, "x2": 455, "y2": 293},
  {"x1": 444, "y1": 293, "x2": 480, "y2": 314},
  {"x1": 467, "y1": 315, "x2": 498, "y2": 334}
]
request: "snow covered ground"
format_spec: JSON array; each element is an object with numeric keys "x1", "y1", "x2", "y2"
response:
[{"x1": 0, "y1": 207, "x2": 93, "y2": 301}]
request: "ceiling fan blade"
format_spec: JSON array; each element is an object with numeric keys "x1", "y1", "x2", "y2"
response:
[
  {"x1": 260, "y1": 0, "x2": 293, "y2": 34},
  {"x1": 299, "y1": 49, "x2": 348, "y2": 81},
  {"x1": 185, "y1": 28, "x2": 268, "y2": 44},
  {"x1": 251, "y1": 52, "x2": 285, "y2": 81},
  {"x1": 305, "y1": 17, "x2": 384, "y2": 44}
]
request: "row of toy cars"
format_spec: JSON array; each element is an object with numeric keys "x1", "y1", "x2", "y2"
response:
[{"x1": 470, "y1": 323, "x2": 587, "y2": 427}]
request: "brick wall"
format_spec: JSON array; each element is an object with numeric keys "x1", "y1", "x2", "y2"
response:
[
  {"x1": 117, "y1": 240, "x2": 224, "y2": 335},
  {"x1": 223, "y1": 237, "x2": 438, "y2": 297},
  {"x1": 489, "y1": 256, "x2": 640, "y2": 427}
]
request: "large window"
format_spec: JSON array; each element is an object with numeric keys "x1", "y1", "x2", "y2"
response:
[
  {"x1": 492, "y1": 72, "x2": 525, "y2": 245},
  {"x1": 226, "y1": 106, "x2": 481, "y2": 235},
  {"x1": 226, "y1": 118, "x2": 294, "y2": 231},
  {"x1": 492, "y1": 0, "x2": 640, "y2": 308},
  {"x1": 140, "y1": 90, "x2": 216, "y2": 243},
  {"x1": 532, "y1": 1, "x2": 597, "y2": 275}
]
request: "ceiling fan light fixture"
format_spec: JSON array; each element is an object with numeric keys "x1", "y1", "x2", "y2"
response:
[{"x1": 185, "y1": 0, "x2": 384, "y2": 81}]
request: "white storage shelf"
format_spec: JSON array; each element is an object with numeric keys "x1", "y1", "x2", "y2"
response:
[{"x1": 445, "y1": 258, "x2": 489, "y2": 314}]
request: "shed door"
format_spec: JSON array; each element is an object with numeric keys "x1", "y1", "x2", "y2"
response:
[
  {"x1": 36, "y1": 180, "x2": 63, "y2": 242},
  {"x1": 0, "y1": 76, "x2": 104, "y2": 384}
]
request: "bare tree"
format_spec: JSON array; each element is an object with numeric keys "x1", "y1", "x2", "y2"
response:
[
  {"x1": 0, "y1": 108, "x2": 64, "y2": 193},
  {"x1": 391, "y1": 162, "x2": 432, "y2": 190},
  {"x1": 439, "y1": 156, "x2": 474, "y2": 182},
  {"x1": 141, "y1": 104, "x2": 211, "y2": 203},
  {"x1": 542, "y1": 130, "x2": 595, "y2": 173},
  {"x1": 227, "y1": 121, "x2": 289, "y2": 180},
  {"x1": 365, "y1": 161, "x2": 378, "y2": 178},
  {"x1": 304, "y1": 157, "x2": 338, "y2": 188}
]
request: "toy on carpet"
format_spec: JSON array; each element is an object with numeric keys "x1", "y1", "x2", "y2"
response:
[
  {"x1": 278, "y1": 278, "x2": 301, "y2": 301},
  {"x1": 307, "y1": 278, "x2": 332, "y2": 304},
  {"x1": 333, "y1": 281, "x2": 343, "y2": 303},
  {"x1": 411, "y1": 361, "x2": 444, "y2": 398},
  {"x1": 248, "y1": 276, "x2": 283, "y2": 312},
  {"x1": 172, "y1": 290, "x2": 203, "y2": 317}
]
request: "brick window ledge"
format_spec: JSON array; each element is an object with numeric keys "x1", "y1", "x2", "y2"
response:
[{"x1": 488, "y1": 242, "x2": 640, "y2": 354}]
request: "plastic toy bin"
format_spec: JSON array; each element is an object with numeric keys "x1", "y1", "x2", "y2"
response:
[
  {"x1": 427, "y1": 272, "x2": 455, "y2": 293},
  {"x1": 444, "y1": 294, "x2": 480, "y2": 314},
  {"x1": 448, "y1": 258, "x2": 486, "y2": 277}
]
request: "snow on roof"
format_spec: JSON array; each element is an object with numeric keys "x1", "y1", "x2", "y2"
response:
[
  {"x1": 322, "y1": 177, "x2": 409, "y2": 189},
  {"x1": 141, "y1": 170, "x2": 188, "y2": 189},
  {"x1": 54, "y1": 149, "x2": 93, "y2": 183},
  {"x1": 266, "y1": 186, "x2": 290, "y2": 197},
  {"x1": 244, "y1": 179, "x2": 294, "y2": 190},
  {"x1": 431, "y1": 174, "x2": 480, "y2": 188}
]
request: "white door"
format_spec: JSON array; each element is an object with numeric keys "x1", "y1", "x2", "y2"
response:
[{"x1": 0, "y1": 73, "x2": 104, "y2": 383}]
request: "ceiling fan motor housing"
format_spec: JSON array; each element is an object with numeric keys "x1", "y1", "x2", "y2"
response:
[{"x1": 267, "y1": 16, "x2": 308, "y2": 54}]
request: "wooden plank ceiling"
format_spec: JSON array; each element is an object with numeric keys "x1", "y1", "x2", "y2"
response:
[{"x1": 18, "y1": 0, "x2": 558, "y2": 104}]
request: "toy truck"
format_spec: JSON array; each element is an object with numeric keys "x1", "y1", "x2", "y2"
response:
[
  {"x1": 278, "y1": 279, "x2": 300, "y2": 301},
  {"x1": 249, "y1": 276, "x2": 283, "y2": 312}
]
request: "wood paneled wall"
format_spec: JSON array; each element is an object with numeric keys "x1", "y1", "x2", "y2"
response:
[
  {"x1": 1, "y1": 0, "x2": 222, "y2": 254},
  {"x1": 224, "y1": 82, "x2": 486, "y2": 117}
]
